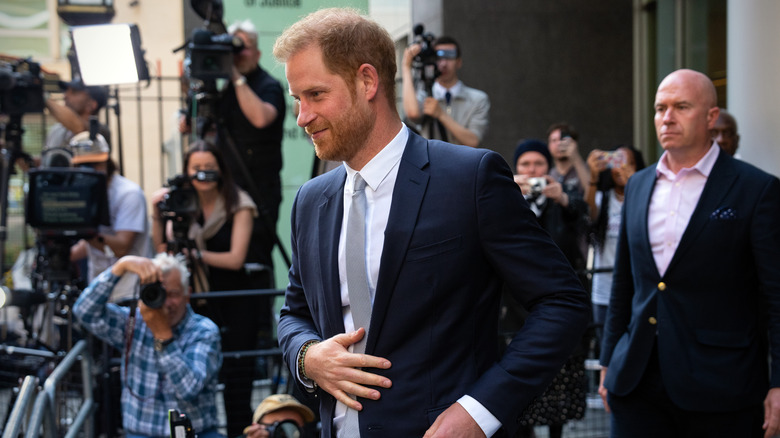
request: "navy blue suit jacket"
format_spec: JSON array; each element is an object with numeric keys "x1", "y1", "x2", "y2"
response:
[
  {"x1": 278, "y1": 130, "x2": 590, "y2": 437},
  {"x1": 601, "y1": 149, "x2": 780, "y2": 411}
]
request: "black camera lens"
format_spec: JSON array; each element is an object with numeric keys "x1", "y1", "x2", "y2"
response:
[
  {"x1": 140, "y1": 281, "x2": 166, "y2": 309},
  {"x1": 192, "y1": 170, "x2": 220, "y2": 182},
  {"x1": 266, "y1": 420, "x2": 302, "y2": 438}
]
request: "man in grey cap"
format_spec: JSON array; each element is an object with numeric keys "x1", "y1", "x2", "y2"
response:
[{"x1": 45, "y1": 78, "x2": 110, "y2": 150}]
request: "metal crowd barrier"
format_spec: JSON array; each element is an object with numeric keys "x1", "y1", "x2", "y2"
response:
[
  {"x1": 194, "y1": 288, "x2": 288, "y2": 393},
  {"x1": 20, "y1": 339, "x2": 94, "y2": 438},
  {"x1": 2, "y1": 375, "x2": 38, "y2": 438}
]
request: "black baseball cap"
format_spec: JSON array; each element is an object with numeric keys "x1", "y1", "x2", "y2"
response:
[{"x1": 58, "y1": 79, "x2": 108, "y2": 110}]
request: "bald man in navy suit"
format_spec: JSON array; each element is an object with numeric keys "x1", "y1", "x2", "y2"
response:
[
  {"x1": 273, "y1": 8, "x2": 590, "y2": 438},
  {"x1": 599, "y1": 69, "x2": 780, "y2": 438}
]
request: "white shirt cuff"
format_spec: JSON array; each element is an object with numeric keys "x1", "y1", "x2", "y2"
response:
[
  {"x1": 457, "y1": 395, "x2": 501, "y2": 437},
  {"x1": 295, "y1": 342, "x2": 317, "y2": 392}
]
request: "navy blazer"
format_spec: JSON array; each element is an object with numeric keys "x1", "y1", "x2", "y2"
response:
[
  {"x1": 601, "y1": 149, "x2": 780, "y2": 411},
  {"x1": 278, "y1": 130, "x2": 590, "y2": 437}
]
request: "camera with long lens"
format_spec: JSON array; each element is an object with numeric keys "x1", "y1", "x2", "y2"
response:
[
  {"x1": 140, "y1": 281, "x2": 166, "y2": 309},
  {"x1": 263, "y1": 419, "x2": 304, "y2": 438},
  {"x1": 0, "y1": 58, "x2": 46, "y2": 115},
  {"x1": 411, "y1": 24, "x2": 439, "y2": 96}
]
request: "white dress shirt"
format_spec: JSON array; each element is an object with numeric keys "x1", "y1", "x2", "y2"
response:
[{"x1": 335, "y1": 125, "x2": 500, "y2": 436}]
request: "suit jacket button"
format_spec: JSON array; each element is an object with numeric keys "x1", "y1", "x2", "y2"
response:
[
  {"x1": 648, "y1": 316, "x2": 657, "y2": 325},
  {"x1": 658, "y1": 282, "x2": 666, "y2": 291}
]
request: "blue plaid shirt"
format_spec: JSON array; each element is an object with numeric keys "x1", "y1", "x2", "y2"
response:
[{"x1": 73, "y1": 268, "x2": 222, "y2": 437}]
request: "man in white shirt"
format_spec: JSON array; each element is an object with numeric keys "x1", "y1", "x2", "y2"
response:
[
  {"x1": 401, "y1": 35, "x2": 490, "y2": 147},
  {"x1": 273, "y1": 8, "x2": 589, "y2": 438}
]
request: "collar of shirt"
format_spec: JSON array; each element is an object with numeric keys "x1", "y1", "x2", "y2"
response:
[
  {"x1": 656, "y1": 142, "x2": 720, "y2": 181},
  {"x1": 343, "y1": 124, "x2": 408, "y2": 192},
  {"x1": 432, "y1": 80, "x2": 463, "y2": 102}
]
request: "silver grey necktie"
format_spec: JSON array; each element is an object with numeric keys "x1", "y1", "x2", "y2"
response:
[{"x1": 342, "y1": 173, "x2": 371, "y2": 438}]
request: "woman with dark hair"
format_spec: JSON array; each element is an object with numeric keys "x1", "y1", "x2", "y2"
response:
[
  {"x1": 151, "y1": 139, "x2": 267, "y2": 437},
  {"x1": 585, "y1": 145, "x2": 645, "y2": 340}
]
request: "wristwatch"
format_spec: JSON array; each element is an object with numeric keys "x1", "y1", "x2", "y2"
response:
[
  {"x1": 234, "y1": 75, "x2": 247, "y2": 87},
  {"x1": 154, "y1": 337, "x2": 174, "y2": 352}
]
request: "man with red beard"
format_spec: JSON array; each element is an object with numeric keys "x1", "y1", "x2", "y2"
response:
[{"x1": 273, "y1": 8, "x2": 589, "y2": 438}]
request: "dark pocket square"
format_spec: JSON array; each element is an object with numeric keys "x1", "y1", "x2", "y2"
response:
[{"x1": 710, "y1": 207, "x2": 737, "y2": 220}]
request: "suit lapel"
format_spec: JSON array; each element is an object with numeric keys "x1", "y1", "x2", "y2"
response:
[
  {"x1": 366, "y1": 134, "x2": 430, "y2": 352},
  {"x1": 633, "y1": 166, "x2": 658, "y2": 276},
  {"x1": 666, "y1": 152, "x2": 737, "y2": 275},
  {"x1": 318, "y1": 169, "x2": 348, "y2": 336}
]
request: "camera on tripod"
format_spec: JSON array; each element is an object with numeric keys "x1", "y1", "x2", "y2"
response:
[
  {"x1": 186, "y1": 29, "x2": 243, "y2": 80},
  {"x1": 0, "y1": 57, "x2": 46, "y2": 116},
  {"x1": 26, "y1": 167, "x2": 110, "y2": 283},
  {"x1": 158, "y1": 174, "x2": 199, "y2": 223},
  {"x1": 179, "y1": 0, "x2": 242, "y2": 81},
  {"x1": 157, "y1": 174, "x2": 199, "y2": 253}
]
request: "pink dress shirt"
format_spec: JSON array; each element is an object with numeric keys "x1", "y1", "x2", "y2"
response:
[{"x1": 648, "y1": 144, "x2": 720, "y2": 277}]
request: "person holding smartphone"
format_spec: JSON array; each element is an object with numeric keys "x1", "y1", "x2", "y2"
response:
[{"x1": 546, "y1": 122, "x2": 590, "y2": 196}]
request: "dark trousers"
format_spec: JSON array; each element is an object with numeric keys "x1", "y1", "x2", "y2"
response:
[{"x1": 608, "y1": 342, "x2": 764, "y2": 438}]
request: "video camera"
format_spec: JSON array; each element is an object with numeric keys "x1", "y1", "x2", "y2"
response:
[
  {"x1": 25, "y1": 167, "x2": 110, "y2": 283},
  {"x1": 0, "y1": 58, "x2": 46, "y2": 115},
  {"x1": 411, "y1": 24, "x2": 439, "y2": 96},
  {"x1": 179, "y1": 0, "x2": 243, "y2": 81},
  {"x1": 158, "y1": 174, "x2": 199, "y2": 223},
  {"x1": 186, "y1": 28, "x2": 243, "y2": 81},
  {"x1": 157, "y1": 174, "x2": 199, "y2": 253},
  {"x1": 175, "y1": 0, "x2": 239, "y2": 135}
]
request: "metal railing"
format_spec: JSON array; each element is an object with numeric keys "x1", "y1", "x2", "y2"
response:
[
  {"x1": 22, "y1": 339, "x2": 94, "y2": 438},
  {"x1": 2, "y1": 375, "x2": 38, "y2": 438}
]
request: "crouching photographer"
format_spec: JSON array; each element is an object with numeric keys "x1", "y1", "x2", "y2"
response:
[{"x1": 73, "y1": 253, "x2": 224, "y2": 438}]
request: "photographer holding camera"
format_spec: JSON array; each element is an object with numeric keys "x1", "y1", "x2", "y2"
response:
[
  {"x1": 73, "y1": 253, "x2": 223, "y2": 438},
  {"x1": 511, "y1": 139, "x2": 589, "y2": 438},
  {"x1": 513, "y1": 139, "x2": 587, "y2": 275},
  {"x1": 401, "y1": 35, "x2": 490, "y2": 147},
  {"x1": 152, "y1": 139, "x2": 269, "y2": 437},
  {"x1": 585, "y1": 145, "x2": 644, "y2": 343}
]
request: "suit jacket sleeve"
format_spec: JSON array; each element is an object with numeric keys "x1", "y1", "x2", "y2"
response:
[
  {"x1": 599, "y1": 175, "x2": 636, "y2": 367},
  {"x1": 466, "y1": 152, "x2": 591, "y2": 427},
  {"x1": 752, "y1": 176, "x2": 780, "y2": 386},
  {"x1": 277, "y1": 187, "x2": 324, "y2": 392}
]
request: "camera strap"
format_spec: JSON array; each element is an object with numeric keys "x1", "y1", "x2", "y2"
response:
[{"x1": 123, "y1": 301, "x2": 161, "y2": 401}]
